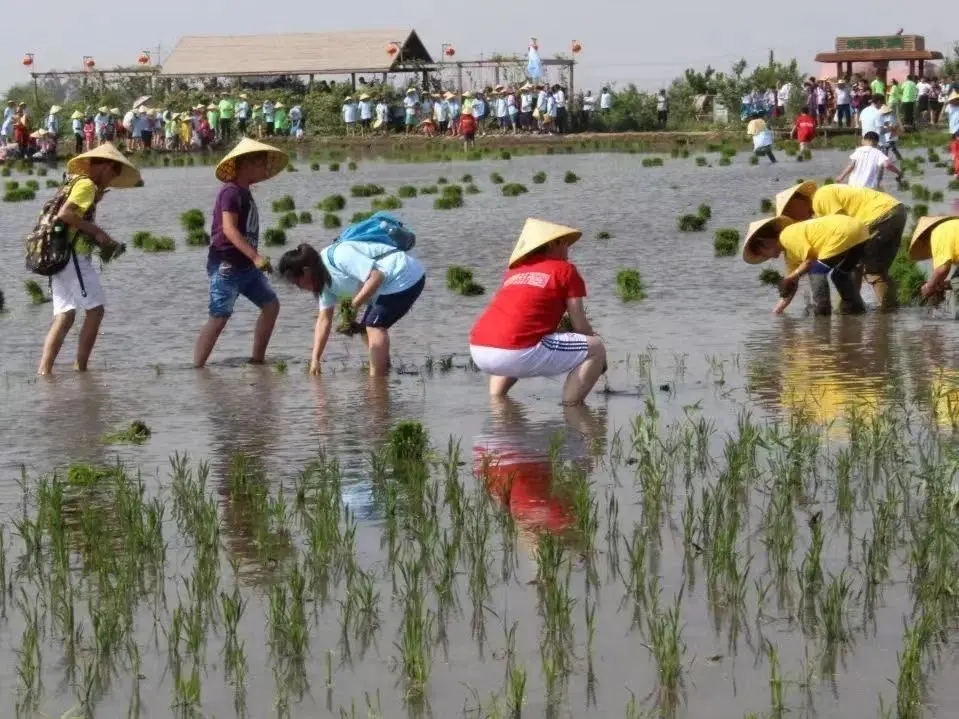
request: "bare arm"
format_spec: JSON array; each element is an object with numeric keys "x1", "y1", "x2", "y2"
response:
[
  {"x1": 565, "y1": 297, "x2": 595, "y2": 335},
  {"x1": 835, "y1": 161, "x2": 856, "y2": 184},
  {"x1": 58, "y1": 203, "x2": 111, "y2": 246},
  {"x1": 351, "y1": 269, "x2": 385, "y2": 309},
  {"x1": 922, "y1": 264, "x2": 952, "y2": 298},
  {"x1": 222, "y1": 211, "x2": 259, "y2": 262},
  {"x1": 311, "y1": 307, "x2": 335, "y2": 368},
  {"x1": 883, "y1": 159, "x2": 903, "y2": 179}
]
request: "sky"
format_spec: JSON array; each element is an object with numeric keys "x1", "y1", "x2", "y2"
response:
[{"x1": 3, "y1": 3, "x2": 956, "y2": 95}]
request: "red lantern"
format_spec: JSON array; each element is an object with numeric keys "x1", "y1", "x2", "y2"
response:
[
  {"x1": 22, "y1": 53, "x2": 34, "y2": 67},
  {"x1": 84, "y1": 57, "x2": 95, "y2": 69},
  {"x1": 571, "y1": 41, "x2": 582, "y2": 54},
  {"x1": 137, "y1": 51, "x2": 150, "y2": 65},
  {"x1": 386, "y1": 43, "x2": 399, "y2": 57},
  {"x1": 444, "y1": 45, "x2": 456, "y2": 58}
]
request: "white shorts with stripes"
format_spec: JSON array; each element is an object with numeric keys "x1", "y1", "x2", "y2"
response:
[{"x1": 470, "y1": 332, "x2": 590, "y2": 378}]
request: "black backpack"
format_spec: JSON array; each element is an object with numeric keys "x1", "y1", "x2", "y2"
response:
[{"x1": 24, "y1": 176, "x2": 85, "y2": 277}]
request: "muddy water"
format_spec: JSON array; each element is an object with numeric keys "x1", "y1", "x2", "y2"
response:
[{"x1": 2, "y1": 150, "x2": 959, "y2": 717}]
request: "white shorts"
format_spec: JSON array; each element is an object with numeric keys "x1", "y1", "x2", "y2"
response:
[
  {"x1": 51, "y1": 254, "x2": 106, "y2": 315},
  {"x1": 470, "y1": 333, "x2": 590, "y2": 378}
]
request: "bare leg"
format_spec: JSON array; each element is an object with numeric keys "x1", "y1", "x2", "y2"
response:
[
  {"x1": 37, "y1": 310, "x2": 76, "y2": 375},
  {"x1": 250, "y1": 299, "x2": 280, "y2": 363},
  {"x1": 562, "y1": 336, "x2": 607, "y2": 405},
  {"x1": 194, "y1": 316, "x2": 230, "y2": 368},
  {"x1": 365, "y1": 326, "x2": 390, "y2": 376},
  {"x1": 489, "y1": 376, "x2": 519, "y2": 396},
  {"x1": 74, "y1": 306, "x2": 105, "y2": 371}
]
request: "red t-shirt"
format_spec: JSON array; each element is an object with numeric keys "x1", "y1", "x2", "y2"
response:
[
  {"x1": 469, "y1": 257, "x2": 587, "y2": 349},
  {"x1": 794, "y1": 114, "x2": 816, "y2": 142}
]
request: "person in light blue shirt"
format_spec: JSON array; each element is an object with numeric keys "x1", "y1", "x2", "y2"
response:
[
  {"x1": 278, "y1": 240, "x2": 426, "y2": 376},
  {"x1": 342, "y1": 96, "x2": 357, "y2": 135}
]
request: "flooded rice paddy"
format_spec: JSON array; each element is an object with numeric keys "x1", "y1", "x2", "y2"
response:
[{"x1": 3, "y1": 149, "x2": 959, "y2": 717}]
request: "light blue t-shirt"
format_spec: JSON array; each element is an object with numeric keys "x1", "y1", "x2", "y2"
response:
[
  {"x1": 752, "y1": 129, "x2": 773, "y2": 150},
  {"x1": 318, "y1": 241, "x2": 425, "y2": 311},
  {"x1": 948, "y1": 104, "x2": 959, "y2": 135}
]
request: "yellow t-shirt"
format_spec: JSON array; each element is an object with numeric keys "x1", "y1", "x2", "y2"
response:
[
  {"x1": 930, "y1": 219, "x2": 959, "y2": 269},
  {"x1": 812, "y1": 184, "x2": 900, "y2": 226},
  {"x1": 778, "y1": 215, "x2": 869, "y2": 273},
  {"x1": 65, "y1": 177, "x2": 98, "y2": 254}
]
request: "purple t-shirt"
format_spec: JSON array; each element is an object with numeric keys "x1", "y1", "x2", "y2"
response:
[{"x1": 209, "y1": 183, "x2": 259, "y2": 268}]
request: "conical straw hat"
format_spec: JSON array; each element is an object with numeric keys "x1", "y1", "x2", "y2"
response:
[
  {"x1": 98, "y1": 106, "x2": 108, "y2": 113},
  {"x1": 908, "y1": 216, "x2": 957, "y2": 261},
  {"x1": 66, "y1": 142, "x2": 142, "y2": 189},
  {"x1": 508, "y1": 218, "x2": 582, "y2": 268},
  {"x1": 742, "y1": 216, "x2": 795, "y2": 264},
  {"x1": 215, "y1": 137, "x2": 288, "y2": 184},
  {"x1": 947, "y1": 91, "x2": 959, "y2": 105},
  {"x1": 70, "y1": 110, "x2": 82, "y2": 120},
  {"x1": 774, "y1": 181, "x2": 818, "y2": 218},
  {"x1": 49, "y1": 105, "x2": 62, "y2": 114}
]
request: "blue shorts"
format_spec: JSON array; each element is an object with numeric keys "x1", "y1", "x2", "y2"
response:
[
  {"x1": 361, "y1": 275, "x2": 425, "y2": 329},
  {"x1": 207, "y1": 261, "x2": 278, "y2": 318}
]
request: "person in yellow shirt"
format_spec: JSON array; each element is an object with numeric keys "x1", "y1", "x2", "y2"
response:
[
  {"x1": 774, "y1": 181, "x2": 906, "y2": 309},
  {"x1": 37, "y1": 143, "x2": 139, "y2": 375},
  {"x1": 908, "y1": 215, "x2": 959, "y2": 301},
  {"x1": 742, "y1": 214, "x2": 870, "y2": 315}
]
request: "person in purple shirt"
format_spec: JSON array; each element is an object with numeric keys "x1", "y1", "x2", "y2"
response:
[{"x1": 194, "y1": 138, "x2": 287, "y2": 368}]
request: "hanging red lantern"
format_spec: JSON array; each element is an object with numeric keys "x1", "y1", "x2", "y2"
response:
[
  {"x1": 571, "y1": 41, "x2": 582, "y2": 54},
  {"x1": 22, "y1": 53, "x2": 34, "y2": 67},
  {"x1": 386, "y1": 43, "x2": 399, "y2": 57},
  {"x1": 137, "y1": 51, "x2": 150, "y2": 65},
  {"x1": 84, "y1": 57, "x2": 96, "y2": 69},
  {"x1": 444, "y1": 45, "x2": 456, "y2": 58}
]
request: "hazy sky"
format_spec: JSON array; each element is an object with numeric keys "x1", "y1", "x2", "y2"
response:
[{"x1": 3, "y1": 3, "x2": 955, "y2": 95}]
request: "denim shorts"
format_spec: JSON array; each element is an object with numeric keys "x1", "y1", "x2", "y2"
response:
[
  {"x1": 361, "y1": 275, "x2": 425, "y2": 329},
  {"x1": 207, "y1": 261, "x2": 278, "y2": 318}
]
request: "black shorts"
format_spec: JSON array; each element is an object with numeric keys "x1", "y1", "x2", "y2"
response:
[
  {"x1": 141, "y1": 130, "x2": 152, "y2": 147},
  {"x1": 361, "y1": 118, "x2": 371, "y2": 128},
  {"x1": 918, "y1": 95, "x2": 930, "y2": 112},
  {"x1": 361, "y1": 275, "x2": 425, "y2": 329}
]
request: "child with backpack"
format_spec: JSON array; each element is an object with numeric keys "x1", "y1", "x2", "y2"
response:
[
  {"x1": 32, "y1": 143, "x2": 138, "y2": 375},
  {"x1": 277, "y1": 212, "x2": 426, "y2": 376},
  {"x1": 194, "y1": 138, "x2": 286, "y2": 369}
]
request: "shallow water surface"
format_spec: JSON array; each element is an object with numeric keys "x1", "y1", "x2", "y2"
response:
[{"x1": 2, "y1": 149, "x2": 959, "y2": 717}]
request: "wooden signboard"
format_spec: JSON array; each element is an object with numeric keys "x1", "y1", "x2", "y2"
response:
[{"x1": 835, "y1": 35, "x2": 924, "y2": 52}]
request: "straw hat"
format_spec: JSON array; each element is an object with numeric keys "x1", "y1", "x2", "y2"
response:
[
  {"x1": 463, "y1": 91, "x2": 473, "y2": 98},
  {"x1": 275, "y1": 102, "x2": 285, "y2": 109},
  {"x1": 520, "y1": 83, "x2": 533, "y2": 91},
  {"x1": 109, "y1": 107, "x2": 120, "y2": 116},
  {"x1": 207, "y1": 103, "x2": 217, "y2": 110},
  {"x1": 406, "y1": 88, "x2": 416, "y2": 95},
  {"x1": 98, "y1": 106, "x2": 108, "y2": 113},
  {"x1": 443, "y1": 91, "x2": 454, "y2": 100},
  {"x1": 508, "y1": 218, "x2": 582, "y2": 268},
  {"x1": 49, "y1": 105, "x2": 62, "y2": 114},
  {"x1": 70, "y1": 110, "x2": 82, "y2": 120},
  {"x1": 742, "y1": 216, "x2": 796, "y2": 264},
  {"x1": 215, "y1": 137, "x2": 288, "y2": 184},
  {"x1": 66, "y1": 142, "x2": 142, "y2": 189},
  {"x1": 947, "y1": 91, "x2": 959, "y2": 105},
  {"x1": 359, "y1": 93, "x2": 370, "y2": 101},
  {"x1": 775, "y1": 181, "x2": 818, "y2": 218},
  {"x1": 908, "y1": 216, "x2": 958, "y2": 261},
  {"x1": 30, "y1": 129, "x2": 49, "y2": 139},
  {"x1": 239, "y1": 93, "x2": 248, "y2": 99},
  {"x1": 879, "y1": 105, "x2": 892, "y2": 114}
]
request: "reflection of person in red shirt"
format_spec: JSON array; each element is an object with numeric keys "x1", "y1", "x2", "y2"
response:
[
  {"x1": 791, "y1": 111, "x2": 817, "y2": 153},
  {"x1": 469, "y1": 218, "x2": 606, "y2": 405}
]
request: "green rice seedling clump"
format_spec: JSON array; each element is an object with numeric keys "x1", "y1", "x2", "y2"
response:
[
  {"x1": 490, "y1": 172, "x2": 504, "y2": 184},
  {"x1": 460, "y1": 173, "x2": 473, "y2": 183},
  {"x1": 397, "y1": 185, "x2": 418, "y2": 198},
  {"x1": 446, "y1": 265, "x2": 486, "y2": 296},
  {"x1": 180, "y1": 208, "x2": 205, "y2": 232},
  {"x1": 371, "y1": 195, "x2": 403, "y2": 210},
  {"x1": 465, "y1": 183, "x2": 481, "y2": 194},
  {"x1": 695, "y1": 156, "x2": 708, "y2": 166},
  {"x1": 263, "y1": 228, "x2": 287, "y2": 246},
  {"x1": 186, "y1": 229, "x2": 210, "y2": 246},
  {"x1": 44, "y1": 178, "x2": 59, "y2": 188},
  {"x1": 4, "y1": 180, "x2": 18, "y2": 190},
  {"x1": 931, "y1": 190, "x2": 944, "y2": 202},
  {"x1": 501, "y1": 183, "x2": 528, "y2": 197},
  {"x1": 310, "y1": 162, "x2": 320, "y2": 171},
  {"x1": 677, "y1": 214, "x2": 706, "y2": 232},
  {"x1": 597, "y1": 230, "x2": 613, "y2": 239},
  {"x1": 437, "y1": 176, "x2": 448, "y2": 185},
  {"x1": 760, "y1": 198, "x2": 774, "y2": 212},
  {"x1": 889, "y1": 249, "x2": 926, "y2": 304},
  {"x1": 564, "y1": 170, "x2": 580, "y2": 183},
  {"x1": 389, "y1": 420, "x2": 428, "y2": 463},
  {"x1": 103, "y1": 420, "x2": 152, "y2": 445},
  {"x1": 420, "y1": 185, "x2": 438, "y2": 195},
  {"x1": 912, "y1": 184, "x2": 931, "y2": 201},
  {"x1": 351, "y1": 183, "x2": 385, "y2": 198},
  {"x1": 697, "y1": 203, "x2": 712, "y2": 219},
  {"x1": 347, "y1": 161, "x2": 358, "y2": 170},
  {"x1": 35, "y1": 167, "x2": 47, "y2": 177},
  {"x1": 3, "y1": 187, "x2": 35, "y2": 201},
  {"x1": 278, "y1": 211, "x2": 299, "y2": 230},
  {"x1": 500, "y1": 150, "x2": 511, "y2": 160},
  {"x1": 298, "y1": 211, "x2": 313, "y2": 224},
  {"x1": 718, "y1": 156, "x2": 732, "y2": 166},
  {"x1": 642, "y1": 157, "x2": 664, "y2": 167},
  {"x1": 131, "y1": 230, "x2": 152, "y2": 248},
  {"x1": 323, "y1": 213, "x2": 342, "y2": 229},
  {"x1": 442, "y1": 184, "x2": 463, "y2": 198},
  {"x1": 139, "y1": 235, "x2": 176, "y2": 252},
  {"x1": 335, "y1": 298, "x2": 365, "y2": 335},
  {"x1": 532, "y1": 171, "x2": 547, "y2": 183},
  {"x1": 759, "y1": 268, "x2": 783, "y2": 286},
  {"x1": 949, "y1": 179, "x2": 959, "y2": 191},
  {"x1": 329, "y1": 162, "x2": 340, "y2": 171},
  {"x1": 24, "y1": 279, "x2": 50, "y2": 304},
  {"x1": 434, "y1": 195, "x2": 463, "y2": 210},
  {"x1": 615, "y1": 268, "x2": 646, "y2": 301},
  {"x1": 25, "y1": 179, "x2": 39, "y2": 191},
  {"x1": 350, "y1": 211, "x2": 373, "y2": 223},
  {"x1": 272, "y1": 195, "x2": 295, "y2": 212},
  {"x1": 912, "y1": 203, "x2": 929, "y2": 219},
  {"x1": 318, "y1": 194, "x2": 346, "y2": 212},
  {"x1": 713, "y1": 229, "x2": 740, "y2": 256}
]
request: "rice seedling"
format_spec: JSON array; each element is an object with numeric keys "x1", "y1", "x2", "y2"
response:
[
  {"x1": 138, "y1": 234, "x2": 176, "y2": 252},
  {"x1": 615, "y1": 269, "x2": 646, "y2": 301},
  {"x1": 278, "y1": 211, "x2": 299, "y2": 230},
  {"x1": 500, "y1": 150, "x2": 511, "y2": 160},
  {"x1": 180, "y1": 208, "x2": 205, "y2": 232},
  {"x1": 460, "y1": 173, "x2": 473, "y2": 182},
  {"x1": 760, "y1": 198, "x2": 774, "y2": 213},
  {"x1": 317, "y1": 212, "x2": 340, "y2": 230},
  {"x1": 420, "y1": 185, "x2": 438, "y2": 195},
  {"x1": 263, "y1": 228, "x2": 288, "y2": 246},
  {"x1": 185, "y1": 229, "x2": 210, "y2": 246},
  {"x1": 713, "y1": 228, "x2": 740, "y2": 256},
  {"x1": 931, "y1": 190, "x2": 944, "y2": 202},
  {"x1": 350, "y1": 211, "x2": 373, "y2": 223},
  {"x1": 442, "y1": 184, "x2": 463, "y2": 198},
  {"x1": 718, "y1": 156, "x2": 732, "y2": 166},
  {"x1": 329, "y1": 162, "x2": 340, "y2": 171},
  {"x1": 445, "y1": 266, "x2": 485, "y2": 296},
  {"x1": 434, "y1": 195, "x2": 464, "y2": 210},
  {"x1": 45, "y1": 179, "x2": 59, "y2": 188},
  {"x1": 35, "y1": 167, "x2": 47, "y2": 176},
  {"x1": 350, "y1": 184, "x2": 385, "y2": 198},
  {"x1": 563, "y1": 170, "x2": 579, "y2": 183},
  {"x1": 102, "y1": 420, "x2": 152, "y2": 445},
  {"x1": 347, "y1": 161, "x2": 358, "y2": 170},
  {"x1": 642, "y1": 157, "x2": 664, "y2": 167},
  {"x1": 318, "y1": 194, "x2": 346, "y2": 212},
  {"x1": 335, "y1": 298, "x2": 365, "y2": 336},
  {"x1": 4, "y1": 179, "x2": 18, "y2": 190},
  {"x1": 949, "y1": 179, "x2": 959, "y2": 191},
  {"x1": 695, "y1": 156, "x2": 708, "y2": 166},
  {"x1": 889, "y1": 248, "x2": 925, "y2": 304},
  {"x1": 298, "y1": 211, "x2": 313, "y2": 224},
  {"x1": 24, "y1": 279, "x2": 50, "y2": 304},
  {"x1": 490, "y1": 172, "x2": 504, "y2": 184},
  {"x1": 912, "y1": 203, "x2": 929, "y2": 219},
  {"x1": 0, "y1": 166, "x2": 9, "y2": 176},
  {"x1": 465, "y1": 183, "x2": 481, "y2": 194},
  {"x1": 371, "y1": 195, "x2": 403, "y2": 211},
  {"x1": 759, "y1": 268, "x2": 783, "y2": 286},
  {"x1": 286, "y1": 163, "x2": 298, "y2": 172},
  {"x1": 911, "y1": 184, "x2": 931, "y2": 201},
  {"x1": 397, "y1": 185, "x2": 418, "y2": 198},
  {"x1": 677, "y1": 214, "x2": 706, "y2": 232},
  {"x1": 3, "y1": 187, "x2": 35, "y2": 202},
  {"x1": 532, "y1": 171, "x2": 547, "y2": 183},
  {"x1": 501, "y1": 183, "x2": 528, "y2": 197},
  {"x1": 749, "y1": 155, "x2": 759, "y2": 165},
  {"x1": 437, "y1": 176, "x2": 448, "y2": 184},
  {"x1": 0, "y1": 288, "x2": 4, "y2": 312},
  {"x1": 272, "y1": 195, "x2": 296, "y2": 212},
  {"x1": 310, "y1": 162, "x2": 320, "y2": 171},
  {"x1": 24, "y1": 179, "x2": 39, "y2": 191},
  {"x1": 697, "y1": 203, "x2": 712, "y2": 219}
]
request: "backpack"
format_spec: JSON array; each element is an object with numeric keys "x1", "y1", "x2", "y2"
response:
[
  {"x1": 327, "y1": 212, "x2": 416, "y2": 272},
  {"x1": 24, "y1": 176, "x2": 85, "y2": 277}
]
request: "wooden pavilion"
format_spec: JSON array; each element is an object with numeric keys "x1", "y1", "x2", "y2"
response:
[{"x1": 815, "y1": 34, "x2": 943, "y2": 82}]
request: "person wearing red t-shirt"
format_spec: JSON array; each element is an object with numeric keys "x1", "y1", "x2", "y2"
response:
[
  {"x1": 469, "y1": 218, "x2": 606, "y2": 405},
  {"x1": 791, "y1": 111, "x2": 817, "y2": 154}
]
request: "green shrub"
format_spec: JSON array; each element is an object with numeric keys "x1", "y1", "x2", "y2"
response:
[
  {"x1": 263, "y1": 228, "x2": 287, "y2": 246},
  {"x1": 615, "y1": 269, "x2": 646, "y2": 301},
  {"x1": 714, "y1": 229, "x2": 740, "y2": 257},
  {"x1": 501, "y1": 183, "x2": 528, "y2": 197},
  {"x1": 272, "y1": 195, "x2": 295, "y2": 212},
  {"x1": 351, "y1": 183, "x2": 385, "y2": 197},
  {"x1": 677, "y1": 214, "x2": 706, "y2": 232},
  {"x1": 323, "y1": 213, "x2": 342, "y2": 229},
  {"x1": 298, "y1": 211, "x2": 313, "y2": 224},
  {"x1": 371, "y1": 195, "x2": 403, "y2": 210},
  {"x1": 490, "y1": 172, "x2": 504, "y2": 184},
  {"x1": 397, "y1": 185, "x2": 418, "y2": 198},
  {"x1": 434, "y1": 195, "x2": 463, "y2": 210},
  {"x1": 532, "y1": 171, "x2": 547, "y2": 183},
  {"x1": 186, "y1": 229, "x2": 210, "y2": 246},
  {"x1": 563, "y1": 170, "x2": 579, "y2": 183},
  {"x1": 318, "y1": 194, "x2": 346, "y2": 212}
]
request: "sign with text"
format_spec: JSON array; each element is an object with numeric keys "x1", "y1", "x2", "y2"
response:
[{"x1": 836, "y1": 35, "x2": 924, "y2": 52}]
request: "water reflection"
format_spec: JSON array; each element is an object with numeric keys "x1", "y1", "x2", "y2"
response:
[
  {"x1": 35, "y1": 375, "x2": 112, "y2": 468},
  {"x1": 745, "y1": 316, "x2": 900, "y2": 434}
]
